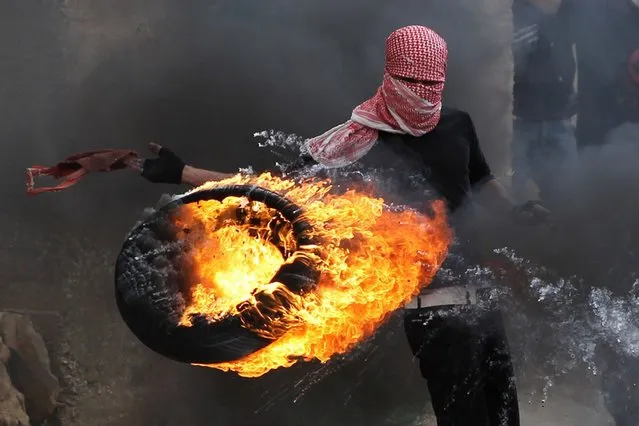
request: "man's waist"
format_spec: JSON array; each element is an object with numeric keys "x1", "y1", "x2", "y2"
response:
[
  {"x1": 405, "y1": 283, "x2": 493, "y2": 309},
  {"x1": 514, "y1": 92, "x2": 577, "y2": 121}
]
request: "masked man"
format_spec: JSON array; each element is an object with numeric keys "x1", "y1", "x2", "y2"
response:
[
  {"x1": 134, "y1": 26, "x2": 549, "y2": 426},
  {"x1": 569, "y1": 2, "x2": 639, "y2": 424}
]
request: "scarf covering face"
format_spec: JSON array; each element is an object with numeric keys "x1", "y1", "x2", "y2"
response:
[{"x1": 306, "y1": 25, "x2": 448, "y2": 168}]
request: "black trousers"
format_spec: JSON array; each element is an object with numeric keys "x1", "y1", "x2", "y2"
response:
[{"x1": 404, "y1": 305, "x2": 520, "y2": 426}]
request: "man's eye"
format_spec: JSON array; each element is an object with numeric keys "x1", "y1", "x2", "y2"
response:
[
  {"x1": 394, "y1": 75, "x2": 437, "y2": 86},
  {"x1": 397, "y1": 76, "x2": 420, "y2": 83}
]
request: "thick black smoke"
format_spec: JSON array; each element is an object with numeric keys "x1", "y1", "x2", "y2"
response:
[{"x1": 2, "y1": 0, "x2": 637, "y2": 424}]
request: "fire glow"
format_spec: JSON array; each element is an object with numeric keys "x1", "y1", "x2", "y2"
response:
[{"x1": 173, "y1": 173, "x2": 452, "y2": 377}]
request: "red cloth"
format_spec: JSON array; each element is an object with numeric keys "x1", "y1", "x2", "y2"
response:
[
  {"x1": 306, "y1": 25, "x2": 448, "y2": 168},
  {"x1": 26, "y1": 150, "x2": 138, "y2": 195}
]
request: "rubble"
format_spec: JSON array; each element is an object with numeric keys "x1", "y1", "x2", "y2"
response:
[
  {"x1": 0, "y1": 313, "x2": 60, "y2": 424},
  {"x1": 0, "y1": 336, "x2": 29, "y2": 426}
]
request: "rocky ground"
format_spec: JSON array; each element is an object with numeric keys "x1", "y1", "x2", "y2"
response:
[{"x1": 0, "y1": 313, "x2": 59, "y2": 425}]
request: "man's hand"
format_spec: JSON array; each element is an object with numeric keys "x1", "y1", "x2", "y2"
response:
[
  {"x1": 474, "y1": 179, "x2": 552, "y2": 226},
  {"x1": 129, "y1": 143, "x2": 185, "y2": 184},
  {"x1": 512, "y1": 200, "x2": 552, "y2": 226}
]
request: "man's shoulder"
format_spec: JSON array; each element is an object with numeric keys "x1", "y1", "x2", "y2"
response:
[
  {"x1": 436, "y1": 107, "x2": 473, "y2": 130},
  {"x1": 377, "y1": 107, "x2": 472, "y2": 144}
]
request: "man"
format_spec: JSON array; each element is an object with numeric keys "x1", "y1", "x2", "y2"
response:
[
  {"x1": 571, "y1": 0, "x2": 639, "y2": 148},
  {"x1": 511, "y1": 0, "x2": 577, "y2": 206},
  {"x1": 134, "y1": 26, "x2": 548, "y2": 426},
  {"x1": 569, "y1": 2, "x2": 639, "y2": 424}
]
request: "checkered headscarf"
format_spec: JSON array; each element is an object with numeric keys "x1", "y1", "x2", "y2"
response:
[{"x1": 306, "y1": 26, "x2": 448, "y2": 168}]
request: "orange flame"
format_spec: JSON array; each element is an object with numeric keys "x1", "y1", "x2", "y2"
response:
[{"x1": 174, "y1": 173, "x2": 452, "y2": 377}]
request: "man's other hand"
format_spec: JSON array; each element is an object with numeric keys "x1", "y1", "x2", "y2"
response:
[{"x1": 513, "y1": 200, "x2": 552, "y2": 226}]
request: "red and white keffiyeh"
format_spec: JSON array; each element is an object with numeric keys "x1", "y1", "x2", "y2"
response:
[{"x1": 306, "y1": 25, "x2": 448, "y2": 168}]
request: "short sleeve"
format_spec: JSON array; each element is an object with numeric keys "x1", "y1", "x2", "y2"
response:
[{"x1": 464, "y1": 113, "x2": 494, "y2": 188}]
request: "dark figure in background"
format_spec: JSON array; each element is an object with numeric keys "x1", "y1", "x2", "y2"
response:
[
  {"x1": 569, "y1": 2, "x2": 639, "y2": 425},
  {"x1": 572, "y1": 0, "x2": 639, "y2": 148},
  {"x1": 511, "y1": 0, "x2": 577, "y2": 206},
  {"x1": 133, "y1": 26, "x2": 549, "y2": 426}
]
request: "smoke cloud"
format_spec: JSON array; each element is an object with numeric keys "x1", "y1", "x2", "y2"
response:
[{"x1": 2, "y1": 0, "x2": 637, "y2": 425}]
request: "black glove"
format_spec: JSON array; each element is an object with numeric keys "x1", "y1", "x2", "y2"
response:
[
  {"x1": 512, "y1": 200, "x2": 551, "y2": 226},
  {"x1": 141, "y1": 145, "x2": 185, "y2": 184}
]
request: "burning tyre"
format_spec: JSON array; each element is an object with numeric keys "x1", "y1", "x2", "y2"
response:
[
  {"x1": 115, "y1": 184, "x2": 320, "y2": 365},
  {"x1": 115, "y1": 173, "x2": 452, "y2": 377}
]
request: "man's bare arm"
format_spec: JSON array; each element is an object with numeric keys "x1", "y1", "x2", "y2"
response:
[
  {"x1": 475, "y1": 177, "x2": 551, "y2": 224},
  {"x1": 130, "y1": 143, "x2": 236, "y2": 187},
  {"x1": 181, "y1": 165, "x2": 234, "y2": 187},
  {"x1": 475, "y1": 178, "x2": 515, "y2": 215}
]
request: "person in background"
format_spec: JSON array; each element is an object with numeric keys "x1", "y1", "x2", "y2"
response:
[
  {"x1": 511, "y1": 0, "x2": 577, "y2": 206},
  {"x1": 134, "y1": 26, "x2": 550, "y2": 426},
  {"x1": 569, "y1": 2, "x2": 639, "y2": 425},
  {"x1": 572, "y1": 0, "x2": 639, "y2": 148}
]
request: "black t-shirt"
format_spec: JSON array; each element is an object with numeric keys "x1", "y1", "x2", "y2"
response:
[
  {"x1": 512, "y1": 0, "x2": 576, "y2": 121},
  {"x1": 288, "y1": 108, "x2": 494, "y2": 215},
  {"x1": 359, "y1": 108, "x2": 493, "y2": 213},
  {"x1": 285, "y1": 108, "x2": 494, "y2": 289}
]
